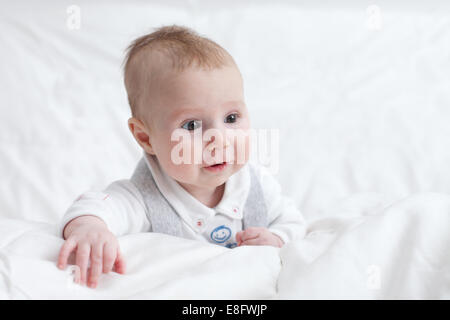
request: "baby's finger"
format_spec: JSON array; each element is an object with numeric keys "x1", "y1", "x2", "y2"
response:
[
  {"x1": 235, "y1": 231, "x2": 243, "y2": 244},
  {"x1": 113, "y1": 248, "x2": 126, "y2": 274},
  {"x1": 75, "y1": 242, "x2": 91, "y2": 285},
  {"x1": 240, "y1": 228, "x2": 261, "y2": 242},
  {"x1": 240, "y1": 238, "x2": 265, "y2": 246},
  {"x1": 102, "y1": 242, "x2": 116, "y2": 274},
  {"x1": 88, "y1": 243, "x2": 104, "y2": 288},
  {"x1": 57, "y1": 238, "x2": 77, "y2": 269}
]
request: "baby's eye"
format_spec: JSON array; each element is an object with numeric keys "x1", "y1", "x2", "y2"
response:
[
  {"x1": 225, "y1": 113, "x2": 239, "y2": 123},
  {"x1": 181, "y1": 120, "x2": 201, "y2": 131}
]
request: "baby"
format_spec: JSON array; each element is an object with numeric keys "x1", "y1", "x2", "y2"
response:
[{"x1": 56, "y1": 25, "x2": 306, "y2": 289}]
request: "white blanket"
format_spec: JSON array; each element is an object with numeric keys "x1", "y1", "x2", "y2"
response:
[
  {"x1": 0, "y1": 220, "x2": 280, "y2": 299},
  {"x1": 1, "y1": 192, "x2": 448, "y2": 299},
  {"x1": 278, "y1": 192, "x2": 450, "y2": 299}
]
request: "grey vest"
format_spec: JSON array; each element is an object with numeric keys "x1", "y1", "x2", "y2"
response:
[{"x1": 130, "y1": 155, "x2": 268, "y2": 238}]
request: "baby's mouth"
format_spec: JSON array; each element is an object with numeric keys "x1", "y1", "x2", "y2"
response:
[{"x1": 203, "y1": 162, "x2": 228, "y2": 172}]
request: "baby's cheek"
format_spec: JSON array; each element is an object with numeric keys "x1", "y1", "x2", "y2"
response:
[
  {"x1": 155, "y1": 145, "x2": 194, "y2": 179},
  {"x1": 165, "y1": 128, "x2": 205, "y2": 165},
  {"x1": 168, "y1": 162, "x2": 197, "y2": 182}
]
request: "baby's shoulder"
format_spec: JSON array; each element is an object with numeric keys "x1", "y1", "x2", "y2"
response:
[{"x1": 104, "y1": 178, "x2": 145, "y2": 202}]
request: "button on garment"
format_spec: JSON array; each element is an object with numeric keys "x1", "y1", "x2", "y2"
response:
[{"x1": 195, "y1": 218, "x2": 205, "y2": 232}]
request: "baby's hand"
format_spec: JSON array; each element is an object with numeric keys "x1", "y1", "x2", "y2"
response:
[
  {"x1": 236, "y1": 227, "x2": 284, "y2": 248},
  {"x1": 57, "y1": 215, "x2": 126, "y2": 289}
]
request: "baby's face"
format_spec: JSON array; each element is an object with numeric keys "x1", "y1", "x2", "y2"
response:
[{"x1": 143, "y1": 65, "x2": 250, "y2": 190}]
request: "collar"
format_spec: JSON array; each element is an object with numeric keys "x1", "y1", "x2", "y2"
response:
[{"x1": 142, "y1": 151, "x2": 250, "y2": 228}]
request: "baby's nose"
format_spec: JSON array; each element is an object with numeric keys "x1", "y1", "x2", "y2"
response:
[{"x1": 205, "y1": 133, "x2": 231, "y2": 153}]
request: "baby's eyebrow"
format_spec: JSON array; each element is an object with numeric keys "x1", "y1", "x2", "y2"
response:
[{"x1": 223, "y1": 100, "x2": 246, "y2": 109}]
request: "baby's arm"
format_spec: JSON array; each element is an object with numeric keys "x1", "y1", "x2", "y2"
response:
[
  {"x1": 237, "y1": 164, "x2": 306, "y2": 248},
  {"x1": 58, "y1": 179, "x2": 150, "y2": 238},
  {"x1": 57, "y1": 179, "x2": 150, "y2": 288}
]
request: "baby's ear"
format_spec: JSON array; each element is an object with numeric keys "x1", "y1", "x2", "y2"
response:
[{"x1": 128, "y1": 117, "x2": 155, "y2": 155}]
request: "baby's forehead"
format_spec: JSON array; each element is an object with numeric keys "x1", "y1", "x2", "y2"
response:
[{"x1": 148, "y1": 60, "x2": 242, "y2": 94}]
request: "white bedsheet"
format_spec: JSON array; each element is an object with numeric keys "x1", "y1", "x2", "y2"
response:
[
  {"x1": 0, "y1": 218, "x2": 280, "y2": 299},
  {"x1": 278, "y1": 192, "x2": 450, "y2": 299},
  {"x1": 1, "y1": 192, "x2": 448, "y2": 299}
]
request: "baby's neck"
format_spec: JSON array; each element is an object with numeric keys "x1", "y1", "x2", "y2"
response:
[{"x1": 178, "y1": 182, "x2": 225, "y2": 208}]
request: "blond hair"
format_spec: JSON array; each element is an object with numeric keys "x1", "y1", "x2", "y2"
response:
[{"x1": 123, "y1": 25, "x2": 235, "y2": 119}]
